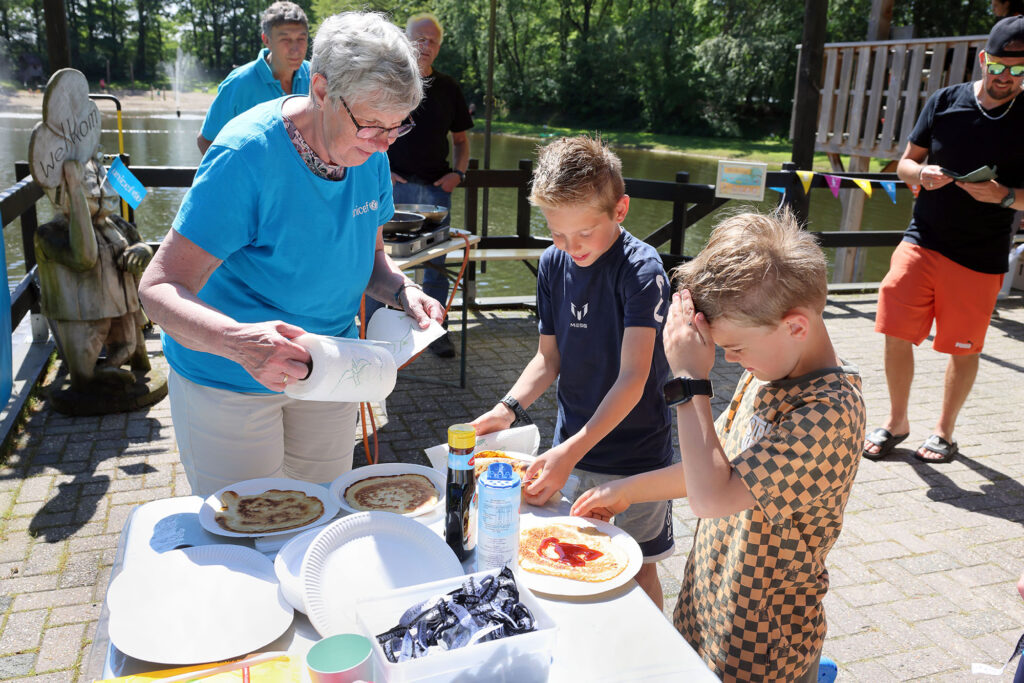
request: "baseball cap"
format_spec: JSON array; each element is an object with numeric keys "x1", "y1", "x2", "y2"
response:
[{"x1": 987, "y1": 16, "x2": 1024, "y2": 57}]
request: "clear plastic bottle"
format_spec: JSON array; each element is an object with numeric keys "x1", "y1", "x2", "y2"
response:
[
  {"x1": 444, "y1": 424, "x2": 477, "y2": 561},
  {"x1": 476, "y1": 462, "x2": 521, "y2": 572}
]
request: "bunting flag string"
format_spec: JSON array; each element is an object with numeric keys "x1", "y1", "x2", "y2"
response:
[{"x1": 774, "y1": 171, "x2": 914, "y2": 201}]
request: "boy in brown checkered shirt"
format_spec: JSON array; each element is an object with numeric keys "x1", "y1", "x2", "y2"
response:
[{"x1": 573, "y1": 210, "x2": 866, "y2": 682}]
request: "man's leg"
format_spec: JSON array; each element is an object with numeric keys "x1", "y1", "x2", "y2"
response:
[
  {"x1": 865, "y1": 335, "x2": 914, "y2": 456},
  {"x1": 917, "y1": 352, "x2": 979, "y2": 460}
]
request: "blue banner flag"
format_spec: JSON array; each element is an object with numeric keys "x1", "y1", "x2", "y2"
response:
[
  {"x1": 106, "y1": 157, "x2": 147, "y2": 210},
  {"x1": 880, "y1": 181, "x2": 898, "y2": 204},
  {"x1": 769, "y1": 186, "x2": 787, "y2": 194}
]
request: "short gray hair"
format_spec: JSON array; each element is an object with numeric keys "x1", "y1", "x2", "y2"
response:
[
  {"x1": 311, "y1": 12, "x2": 423, "y2": 113},
  {"x1": 261, "y1": 1, "x2": 308, "y2": 36},
  {"x1": 406, "y1": 12, "x2": 444, "y2": 43}
]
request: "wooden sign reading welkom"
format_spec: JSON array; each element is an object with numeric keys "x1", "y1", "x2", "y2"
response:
[{"x1": 28, "y1": 68, "x2": 102, "y2": 188}]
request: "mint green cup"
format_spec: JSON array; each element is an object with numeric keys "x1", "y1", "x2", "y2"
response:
[{"x1": 306, "y1": 633, "x2": 374, "y2": 683}]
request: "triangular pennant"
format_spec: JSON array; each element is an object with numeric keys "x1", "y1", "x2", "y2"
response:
[
  {"x1": 851, "y1": 178, "x2": 872, "y2": 198},
  {"x1": 881, "y1": 180, "x2": 897, "y2": 203},
  {"x1": 910, "y1": 183, "x2": 920, "y2": 198},
  {"x1": 769, "y1": 186, "x2": 787, "y2": 194},
  {"x1": 824, "y1": 174, "x2": 842, "y2": 198},
  {"x1": 796, "y1": 170, "x2": 814, "y2": 194}
]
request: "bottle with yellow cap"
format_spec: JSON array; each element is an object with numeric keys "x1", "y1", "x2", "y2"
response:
[{"x1": 444, "y1": 424, "x2": 477, "y2": 561}]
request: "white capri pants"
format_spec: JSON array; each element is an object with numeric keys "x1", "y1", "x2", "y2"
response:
[{"x1": 168, "y1": 369, "x2": 359, "y2": 497}]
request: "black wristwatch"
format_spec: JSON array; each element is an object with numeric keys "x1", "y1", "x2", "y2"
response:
[
  {"x1": 1000, "y1": 187, "x2": 1016, "y2": 209},
  {"x1": 454, "y1": 169, "x2": 466, "y2": 182},
  {"x1": 663, "y1": 377, "x2": 714, "y2": 407},
  {"x1": 500, "y1": 395, "x2": 532, "y2": 427}
]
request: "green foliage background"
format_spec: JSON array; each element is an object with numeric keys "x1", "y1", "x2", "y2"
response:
[{"x1": 0, "y1": 0, "x2": 1006, "y2": 136}]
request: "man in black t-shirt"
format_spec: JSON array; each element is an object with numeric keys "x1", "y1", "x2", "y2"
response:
[
  {"x1": 865, "y1": 16, "x2": 1024, "y2": 464},
  {"x1": 373, "y1": 13, "x2": 473, "y2": 357}
]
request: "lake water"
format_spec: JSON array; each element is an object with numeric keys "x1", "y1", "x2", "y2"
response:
[{"x1": 0, "y1": 109, "x2": 912, "y2": 295}]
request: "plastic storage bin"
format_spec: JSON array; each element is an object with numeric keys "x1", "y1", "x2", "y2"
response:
[{"x1": 355, "y1": 569, "x2": 557, "y2": 683}]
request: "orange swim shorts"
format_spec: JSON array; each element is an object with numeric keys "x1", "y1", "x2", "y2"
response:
[{"x1": 875, "y1": 241, "x2": 1003, "y2": 355}]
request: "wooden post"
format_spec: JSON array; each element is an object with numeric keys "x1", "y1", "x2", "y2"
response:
[
  {"x1": 42, "y1": 0, "x2": 71, "y2": 72},
  {"x1": 834, "y1": 0, "x2": 895, "y2": 283},
  {"x1": 789, "y1": 0, "x2": 828, "y2": 226}
]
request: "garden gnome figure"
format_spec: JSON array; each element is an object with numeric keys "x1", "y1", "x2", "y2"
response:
[{"x1": 28, "y1": 68, "x2": 167, "y2": 414}]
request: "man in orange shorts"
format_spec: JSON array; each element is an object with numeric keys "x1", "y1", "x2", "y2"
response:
[{"x1": 865, "y1": 16, "x2": 1024, "y2": 463}]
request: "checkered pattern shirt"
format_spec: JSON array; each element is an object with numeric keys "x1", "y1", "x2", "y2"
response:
[{"x1": 672, "y1": 365, "x2": 866, "y2": 682}]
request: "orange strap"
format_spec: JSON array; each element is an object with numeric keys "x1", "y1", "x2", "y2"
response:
[{"x1": 359, "y1": 233, "x2": 474, "y2": 464}]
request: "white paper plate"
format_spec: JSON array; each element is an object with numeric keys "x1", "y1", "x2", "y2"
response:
[
  {"x1": 199, "y1": 477, "x2": 339, "y2": 538},
  {"x1": 516, "y1": 514, "x2": 643, "y2": 597},
  {"x1": 329, "y1": 463, "x2": 445, "y2": 517},
  {"x1": 302, "y1": 512, "x2": 464, "y2": 637},
  {"x1": 107, "y1": 544, "x2": 292, "y2": 664},
  {"x1": 273, "y1": 526, "x2": 322, "y2": 614}
]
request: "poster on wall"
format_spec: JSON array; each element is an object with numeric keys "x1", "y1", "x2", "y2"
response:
[{"x1": 715, "y1": 161, "x2": 768, "y2": 202}]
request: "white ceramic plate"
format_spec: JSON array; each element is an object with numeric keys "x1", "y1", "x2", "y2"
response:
[
  {"x1": 107, "y1": 544, "x2": 292, "y2": 664},
  {"x1": 516, "y1": 514, "x2": 643, "y2": 597},
  {"x1": 199, "y1": 477, "x2": 338, "y2": 538},
  {"x1": 273, "y1": 526, "x2": 322, "y2": 614},
  {"x1": 329, "y1": 463, "x2": 445, "y2": 517},
  {"x1": 302, "y1": 512, "x2": 464, "y2": 637}
]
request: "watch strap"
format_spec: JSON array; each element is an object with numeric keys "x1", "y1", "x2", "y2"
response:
[
  {"x1": 663, "y1": 377, "x2": 714, "y2": 407},
  {"x1": 1001, "y1": 187, "x2": 1016, "y2": 208},
  {"x1": 500, "y1": 395, "x2": 532, "y2": 426}
]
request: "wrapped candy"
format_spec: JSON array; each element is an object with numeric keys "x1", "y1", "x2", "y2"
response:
[{"x1": 377, "y1": 567, "x2": 536, "y2": 663}]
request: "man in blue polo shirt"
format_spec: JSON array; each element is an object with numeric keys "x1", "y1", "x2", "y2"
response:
[{"x1": 196, "y1": 1, "x2": 310, "y2": 154}]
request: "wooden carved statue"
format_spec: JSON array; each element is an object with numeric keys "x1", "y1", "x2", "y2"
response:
[{"x1": 28, "y1": 69, "x2": 166, "y2": 413}]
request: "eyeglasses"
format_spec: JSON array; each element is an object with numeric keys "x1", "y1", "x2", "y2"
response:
[
  {"x1": 985, "y1": 57, "x2": 1024, "y2": 77},
  {"x1": 339, "y1": 96, "x2": 415, "y2": 140}
]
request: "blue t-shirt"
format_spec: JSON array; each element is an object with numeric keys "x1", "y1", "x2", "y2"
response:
[
  {"x1": 165, "y1": 97, "x2": 394, "y2": 393},
  {"x1": 200, "y1": 48, "x2": 311, "y2": 143},
  {"x1": 537, "y1": 229, "x2": 674, "y2": 475}
]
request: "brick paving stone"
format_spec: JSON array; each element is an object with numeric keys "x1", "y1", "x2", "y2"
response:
[
  {"x1": 0, "y1": 573, "x2": 59, "y2": 595},
  {"x1": 58, "y1": 552, "x2": 99, "y2": 589},
  {"x1": 16, "y1": 673, "x2": 75, "y2": 682},
  {"x1": 12, "y1": 586, "x2": 92, "y2": 612},
  {"x1": 22, "y1": 543, "x2": 63, "y2": 576},
  {"x1": 48, "y1": 602, "x2": 100, "y2": 627},
  {"x1": 35, "y1": 622, "x2": 85, "y2": 672},
  {"x1": 877, "y1": 645, "x2": 962, "y2": 679},
  {"x1": 0, "y1": 608, "x2": 46, "y2": 653},
  {"x1": 0, "y1": 653, "x2": 34, "y2": 678}
]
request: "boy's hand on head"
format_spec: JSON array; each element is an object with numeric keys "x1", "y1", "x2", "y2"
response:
[
  {"x1": 570, "y1": 481, "x2": 631, "y2": 521},
  {"x1": 469, "y1": 404, "x2": 514, "y2": 436},
  {"x1": 663, "y1": 290, "x2": 715, "y2": 379},
  {"x1": 523, "y1": 445, "x2": 575, "y2": 506}
]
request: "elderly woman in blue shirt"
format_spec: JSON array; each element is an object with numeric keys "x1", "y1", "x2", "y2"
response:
[{"x1": 140, "y1": 12, "x2": 442, "y2": 496}]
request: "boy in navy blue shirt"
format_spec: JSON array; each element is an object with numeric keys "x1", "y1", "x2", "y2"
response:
[{"x1": 472, "y1": 135, "x2": 674, "y2": 606}]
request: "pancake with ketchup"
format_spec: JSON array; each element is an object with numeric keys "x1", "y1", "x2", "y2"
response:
[{"x1": 518, "y1": 522, "x2": 628, "y2": 582}]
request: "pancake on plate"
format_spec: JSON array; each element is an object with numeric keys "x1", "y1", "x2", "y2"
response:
[
  {"x1": 215, "y1": 489, "x2": 325, "y2": 533},
  {"x1": 519, "y1": 522, "x2": 628, "y2": 582},
  {"x1": 473, "y1": 451, "x2": 533, "y2": 499},
  {"x1": 343, "y1": 473, "x2": 439, "y2": 514}
]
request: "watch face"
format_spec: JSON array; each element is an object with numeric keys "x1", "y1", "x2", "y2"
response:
[{"x1": 663, "y1": 378, "x2": 691, "y2": 406}]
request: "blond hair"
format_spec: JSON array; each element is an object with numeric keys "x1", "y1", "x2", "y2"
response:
[
  {"x1": 674, "y1": 209, "x2": 827, "y2": 327},
  {"x1": 529, "y1": 135, "x2": 626, "y2": 216}
]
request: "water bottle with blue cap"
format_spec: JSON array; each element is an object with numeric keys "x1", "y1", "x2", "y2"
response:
[{"x1": 476, "y1": 462, "x2": 522, "y2": 572}]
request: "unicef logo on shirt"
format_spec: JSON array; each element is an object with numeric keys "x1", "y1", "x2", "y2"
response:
[{"x1": 352, "y1": 200, "x2": 378, "y2": 218}]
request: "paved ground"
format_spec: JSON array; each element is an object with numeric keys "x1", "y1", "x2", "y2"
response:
[{"x1": 1, "y1": 294, "x2": 1024, "y2": 681}]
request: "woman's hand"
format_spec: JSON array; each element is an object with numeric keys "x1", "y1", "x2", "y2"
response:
[
  {"x1": 570, "y1": 480, "x2": 632, "y2": 522},
  {"x1": 663, "y1": 289, "x2": 716, "y2": 379},
  {"x1": 399, "y1": 287, "x2": 445, "y2": 328},
  {"x1": 226, "y1": 320, "x2": 312, "y2": 392}
]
